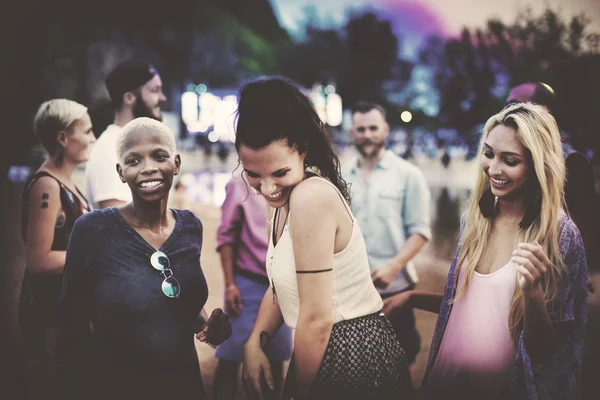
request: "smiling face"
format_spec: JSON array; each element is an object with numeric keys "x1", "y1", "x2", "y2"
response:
[
  {"x1": 238, "y1": 139, "x2": 306, "y2": 209},
  {"x1": 61, "y1": 113, "x2": 95, "y2": 163},
  {"x1": 481, "y1": 124, "x2": 530, "y2": 201},
  {"x1": 117, "y1": 128, "x2": 180, "y2": 203}
]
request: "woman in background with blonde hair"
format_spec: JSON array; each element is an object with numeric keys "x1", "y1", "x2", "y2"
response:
[
  {"x1": 20, "y1": 99, "x2": 95, "y2": 398},
  {"x1": 383, "y1": 103, "x2": 588, "y2": 399}
]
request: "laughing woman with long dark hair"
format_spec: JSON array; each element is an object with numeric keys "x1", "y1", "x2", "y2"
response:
[{"x1": 238, "y1": 77, "x2": 414, "y2": 400}]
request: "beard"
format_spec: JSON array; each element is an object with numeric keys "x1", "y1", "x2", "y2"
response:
[
  {"x1": 355, "y1": 140, "x2": 385, "y2": 158},
  {"x1": 133, "y1": 98, "x2": 162, "y2": 121}
]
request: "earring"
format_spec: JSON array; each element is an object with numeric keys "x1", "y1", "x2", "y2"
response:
[
  {"x1": 478, "y1": 185, "x2": 496, "y2": 218},
  {"x1": 519, "y1": 187, "x2": 541, "y2": 228}
]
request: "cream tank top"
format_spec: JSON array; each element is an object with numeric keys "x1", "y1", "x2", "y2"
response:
[{"x1": 266, "y1": 177, "x2": 383, "y2": 328}]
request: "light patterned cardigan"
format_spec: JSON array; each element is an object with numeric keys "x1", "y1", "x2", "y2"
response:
[{"x1": 422, "y1": 213, "x2": 588, "y2": 399}]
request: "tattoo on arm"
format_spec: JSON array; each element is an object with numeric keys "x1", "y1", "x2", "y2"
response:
[{"x1": 41, "y1": 192, "x2": 49, "y2": 209}]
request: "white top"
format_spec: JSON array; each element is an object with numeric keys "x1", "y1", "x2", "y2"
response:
[
  {"x1": 266, "y1": 177, "x2": 383, "y2": 328},
  {"x1": 84, "y1": 124, "x2": 132, "y2": 209}
]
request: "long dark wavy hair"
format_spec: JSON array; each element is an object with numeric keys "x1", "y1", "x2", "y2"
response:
[{"x1": 234, "y1": 76, "x2": 352, "y2": 206}]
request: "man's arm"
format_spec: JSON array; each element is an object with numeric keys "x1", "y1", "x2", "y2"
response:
[
  {"x1": 216, "y1": 180, "x2": 244, "y2": 316},
  {"x1": 372, "y1": 168, "x2": 432, "y2": 289},
  {"x1": 220, "y1": 245, "x2": 236, "y2": 288},
  {"x1": 371, "y1": 234, "x2": 428, "y2": 289},
  {"x1": 390, "y1": 233, "x2": 428, "y2": 268},
  {"x1": 382, "y1": 290, "x2": 443, "y2": 316},
  {"x1": 220, "y1": 244, "x2": 243, "y2": 316}
]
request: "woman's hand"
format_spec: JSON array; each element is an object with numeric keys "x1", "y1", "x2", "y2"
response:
[
  {"x1": 242, "y1": 343, "x2": 275, "y2": 400},
  {"x1": 195, "y1": 308, "x2": 232, "y2": 346},
  {"x1": 512, "y1": 242, "x2": 551, "y2": 297}
]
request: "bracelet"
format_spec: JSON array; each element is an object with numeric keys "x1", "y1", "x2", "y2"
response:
[
  {"x1": 204, "y1": 341, "x2": 218, "y2": 349},
  {"x1": 225, "y1": 284, "x2": 237, "y2": 291}
]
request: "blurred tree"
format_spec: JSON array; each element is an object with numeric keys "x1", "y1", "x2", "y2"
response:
[
  {"x1": 8, "y1": 0, "x2": 289, "y2": 162},
  {"x1": 278, "y1": 6, "x2": 345, "y2": 89},
  {"x1": 420, "y1": 7, "x2": 600, "y2": 156},
  {"x1": 283, "y1": 10, "x2": 404, "y2": 113},
  {"x1": 419, "y1": 28, "x2": 501, "y2": 153},
  {"x1": 341, "y1": 12, "x2": 400, "y2": 106},
  {"x1": 485, "y1": 8, "x2": 600, "y2": 156},
  {"x1": 212, "y1": 0, "x2": 289, "y2": 45}
]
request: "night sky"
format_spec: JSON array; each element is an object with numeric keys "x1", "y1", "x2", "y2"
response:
[{"x1": 272, "y1": 0, "x2": 600, "y2": 58}]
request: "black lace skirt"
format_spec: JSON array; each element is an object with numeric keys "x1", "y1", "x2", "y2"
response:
[{"x1": 283, "y1": 312, "x2": 414, "y2": 399}]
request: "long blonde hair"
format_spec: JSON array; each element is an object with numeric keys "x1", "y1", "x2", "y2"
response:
[{"x1": 456, "y1": 102, "x2": 567, "y2": 342}]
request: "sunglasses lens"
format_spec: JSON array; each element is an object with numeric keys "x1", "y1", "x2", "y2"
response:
[
  {"x1": 162, "y1": 276, "x2": 181, "y2": 298},
  {"x1": 150, "y1": 251, "x2": 170, "y2": 271}
]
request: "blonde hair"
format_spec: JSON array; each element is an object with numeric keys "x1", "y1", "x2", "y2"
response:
[
  {"x1": 116, "y1": 117, "x2": 176, "y2": 162},
  {"x1": 456, "y1": 102, "x2": 567, "y2": 342},
  {"x1": 33, "y1": 99, "x2": 88, "y2": 155}
]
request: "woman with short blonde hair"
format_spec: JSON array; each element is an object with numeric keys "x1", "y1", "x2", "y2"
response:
[
  {"x1": 33, "y1": 99, "x2": 89, "y2": 164},
  {"x1": 21, "y1": 99, "x2": 96, "y2": 398}
]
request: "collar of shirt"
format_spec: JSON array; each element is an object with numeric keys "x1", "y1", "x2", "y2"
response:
[{"x1": 350, "y1": 150, "x2": 393, "y2": 175}]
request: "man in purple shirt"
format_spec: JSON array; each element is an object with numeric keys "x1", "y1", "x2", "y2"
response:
[{"x1": 212, "y1": 176, "x2": 293, "y2": 400}]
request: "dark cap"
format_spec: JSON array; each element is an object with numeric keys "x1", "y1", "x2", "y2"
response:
[{"x1": 105, "y1": 59, "x2": 158, "y2": 102}]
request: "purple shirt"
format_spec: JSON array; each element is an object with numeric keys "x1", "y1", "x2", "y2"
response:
[
  {"x1": 217, "y1": 177, "x2": 269, "y2": 281},
  {"x1": 422, "y1": 212, "x2": 588, "y2": 399}
]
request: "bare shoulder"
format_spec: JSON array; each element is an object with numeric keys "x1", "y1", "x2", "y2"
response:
[
  {"x1": 26, "y1": 175, "x2": 62, "y2": 225},
  {"x1": 290, "y1": 178, "x2": 339, "y2": 212},
  {"x1": 28, "y1": 175, "x2": 61, "y2": 200}
]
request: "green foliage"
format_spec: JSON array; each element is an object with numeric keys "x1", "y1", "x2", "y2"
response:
[
  {"x1": 188, "y1": 7, "x2": 284, "y2": 86},
  {"x1": 11, "y1": 0, "x2": 291, "y2": 157}
]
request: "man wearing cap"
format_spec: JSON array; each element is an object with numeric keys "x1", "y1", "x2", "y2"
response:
[{"x1": 84, "y1": 60, "x2": 167, "y2": 209}]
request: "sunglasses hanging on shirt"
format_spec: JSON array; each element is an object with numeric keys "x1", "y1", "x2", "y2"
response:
[{"x1": 150, "y1": 251, "x2": 181, "y2": 298}]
